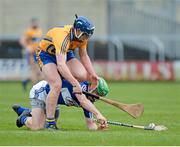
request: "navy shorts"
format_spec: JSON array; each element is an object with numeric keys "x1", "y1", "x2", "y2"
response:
[{"x1": 36, "y1": 50, "x2": 75, "y2": 69}]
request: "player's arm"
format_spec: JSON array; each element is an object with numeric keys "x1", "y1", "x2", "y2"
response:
[
  {"x1": 82, "y1": 108, "x2": 98, "y2": 130},
  {"x1": 75, "y1": 93, "x2": 107, "y2": 128},
  {"x1": 85, "y1": 117, "x2": 98, "y2": 130},
  {"x1": 56, "y1": 52, "x2": 81, "y2": 91},
  {"x1": 79, "y1": 48, "x2": 98, "y2": 89}
]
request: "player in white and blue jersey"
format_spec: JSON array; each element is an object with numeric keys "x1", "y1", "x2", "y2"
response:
[{"x1": 12, "y1": 77, "x2": 109, "y2": 131}]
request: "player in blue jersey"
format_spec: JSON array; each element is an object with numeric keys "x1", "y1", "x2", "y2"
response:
[{"x1": 12, "y1": 77, "x2": 109, "y2": 131}]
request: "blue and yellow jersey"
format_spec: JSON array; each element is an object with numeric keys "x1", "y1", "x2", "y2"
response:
[
  {"x1": 38, "y1": 25, "x2": 87, "y2": 55},
  {"x1": 24, "y1": 27, "x2": 42, "y2": 51}
]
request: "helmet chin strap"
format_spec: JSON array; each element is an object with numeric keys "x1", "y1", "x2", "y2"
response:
[{"x1": 74, "y1": 29, "x2": 84, "y2": 39}]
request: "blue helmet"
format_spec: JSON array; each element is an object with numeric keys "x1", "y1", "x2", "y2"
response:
[{"x1": 73, "y1": 15, "x2": 95, "y2": 38}]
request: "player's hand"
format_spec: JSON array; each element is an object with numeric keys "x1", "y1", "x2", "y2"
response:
[
  {"x1": 96, "y1": 114, "x2": 108, "y2": 129},
  {"x1": 89, "y1": 75, "x2": 98, "y2": 91},
  {"x1": 98, "y1": 124, "x2": 109, "y2": 131},
  {"x1": 87, "y1": 96, "x2": 96, "y2": 103},
  {"x1": 73, "y1": 82, "x2": 82, "y2": 94}
]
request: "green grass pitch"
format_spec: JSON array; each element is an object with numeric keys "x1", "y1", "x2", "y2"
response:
[{"x1": 0, "y1": 81, "x2": 179, "y2": 145}]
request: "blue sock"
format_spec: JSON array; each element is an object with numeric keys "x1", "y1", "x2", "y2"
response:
[
  {"x1": 20, "y1": 116, "x2": 28, "y2": 125},
  {"x1": 22, "y1": 79, "x2": 29, "y2": 83},
  {"x1": 46, "y1": 118, "x2": 56, "y2": 126},
  {"x1": 22, "y1": 79, "x2": 30, "y2": 91},
  {"x1": 17, "y1": 107, "x2": 30, "y2": 115}
]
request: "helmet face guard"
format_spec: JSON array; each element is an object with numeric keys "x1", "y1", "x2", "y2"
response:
[
  {"x1": 73, "y1": 15, "x2": 95, "y2": 39},
  {"x1": 82, "y1": 29, "x2": 94, "y2": 38}
]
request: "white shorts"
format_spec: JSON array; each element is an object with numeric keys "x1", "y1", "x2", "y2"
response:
[
  {"x1": 29, "y1": 80, "x2": 48, "y2": 101},
  {"x1": 29, "y1": 80, "x2": 48, "y2": 109}
]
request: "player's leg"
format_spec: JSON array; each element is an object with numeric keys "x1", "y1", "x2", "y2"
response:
[
  {"x1": 27, "y1": 98, "x2": 46, "y2": 130},
  {"x1": 55, "y1": 106, "x2": 60, "y2": 122},
  {"x1": 42, "y1": 63, "x2": 62, "y2": 129},
  {"x1": 12, "y1": 104, "x2": 30, "y2": 116},
  {"x1": 24, "y1": 107, "x2": 59, "y2": 130},
  {"x1": 16, "y1": 98, "x2": 45, "y2": 130},
  {"x1": 25, "y1": 108, "x2": 45, "y2": 130},
  {"x1": 16, "y1": 110, "x2": 31, "y2": 128},
  {"x1": 31, "y1": 53, "x2": 43, "y2": 84},
  {"x1": 66, "y1": 51, "x2": 88, "y2": 82},
  {"x1": 29, "y1": 54, "x2": 38, "y2": 84},
  {"x1": 36, "y1": 50, "x2": 62, "y2": 129},
  {"x1": 22, "y1": 50, "x2": 31, "y2": 91},
  {"x1": 14, "y1": 105, "x2": 59, "y2": 130},
  {"x1": 16, "y1": 108, "x2": 45, "y2": 130}
]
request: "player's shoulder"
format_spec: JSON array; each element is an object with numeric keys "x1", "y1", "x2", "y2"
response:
[
  {"x1": 46, "y1": 25, "x2": 71, "y2": 39},
  {"x1": 24, "y1": 27, "x2": 42, "y2": 35},
  {"x1": 49, "y1": 25, "x2": 72, "y2": 33},
  {"x1": 63, "y1": 25, "x2": 72, "y2": 31}
]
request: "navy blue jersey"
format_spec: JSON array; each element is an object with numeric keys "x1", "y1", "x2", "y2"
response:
[{"x1": 45, "y1": 79, "x2": 92, "y2": 118}]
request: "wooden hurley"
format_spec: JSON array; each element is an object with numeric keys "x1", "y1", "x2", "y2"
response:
[{"x1": 83, "y1": 91, "x2": 144, "y2": 119}]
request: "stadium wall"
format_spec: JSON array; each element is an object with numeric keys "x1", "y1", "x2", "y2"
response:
[
  {"x1": 0, "y1": 0, "x2": 108, "y2": 37},
  {"x1": 1, "y1": 59, "x2": 180, "y2": 81}
]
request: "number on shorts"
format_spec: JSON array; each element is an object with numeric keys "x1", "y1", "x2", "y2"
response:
[{"x1": 46, "y1": 44, "x2": 55, "y2": 55}]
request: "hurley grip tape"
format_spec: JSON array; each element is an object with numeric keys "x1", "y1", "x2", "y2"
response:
[{"x1": 82, "y1": 91, "x2": 100, "y2": 99}]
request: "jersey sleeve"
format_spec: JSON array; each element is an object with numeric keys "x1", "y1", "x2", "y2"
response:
[
  {"x1": 80, "y1": 81, "x2": 92, "y2": 118},
  {"x1": 51, "y1": 28, "x2": 70, "y2": 54},
  {"x1": 80, "y1": 40, "x2": 88, "y2": 49},
  {"x1": 83, "y1": 108, "x2": 93, "y2": 119}
]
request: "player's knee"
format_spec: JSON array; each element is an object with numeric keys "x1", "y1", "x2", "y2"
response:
[
  {"x1": 76, "y1": 70, "x2": 88, "y2": 81},
  {"x1": 31, "y1": 124, "x2": 43, "y2": 131},
  {"x1": 81, "y1": 71, "x2": 88, "y2": 81},
  {"x1": 31, "y1": 125, "x2": 41, "y2": 131},
  {"x1": 50, "y1": 81, "x2": 62, "y2": 93},
  {"x1": 53, "y1": 82, "x2": 61, "y2": 93}
]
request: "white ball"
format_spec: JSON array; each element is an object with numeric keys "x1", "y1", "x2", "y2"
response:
[{"x1": 149, "y1": 123, "x2": 155, "y2": 129}]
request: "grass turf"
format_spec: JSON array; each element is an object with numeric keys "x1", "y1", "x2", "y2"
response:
[{"x1": 0, "y1": 81, "x2": 179, "y2": 145}]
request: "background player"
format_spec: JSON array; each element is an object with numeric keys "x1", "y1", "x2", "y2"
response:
[
  {"x1": 12, "y1": 77, "x2": 109, "y2": 131},
  {"x1": 20, "y1": 18, "x2": 43, "y2": 90},
  {"x1": 36, "y1": 15, "x2": 99, "y2": 129}
]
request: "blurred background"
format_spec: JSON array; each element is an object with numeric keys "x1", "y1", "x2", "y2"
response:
[{"x1": 0, "y1": 0, "x2": 180, "y2": 81}]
